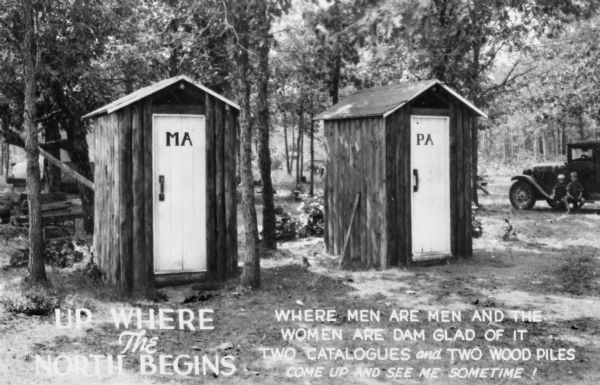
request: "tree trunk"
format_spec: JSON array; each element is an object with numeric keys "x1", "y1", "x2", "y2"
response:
[
  {"x1": 560, "y1": 126, "x2": 567, "y2": 155},
  {"x1": 557, "y1": 126, "x2": 562, "y2": 156},
  {"x1": 0, "y1": 112, "x2": 10, "y2": 180},
  {"x1": 503, "y1": 126, "x2": 508, "y2": 163},
  {"x1": 43, "y1": 120, "x2": 61, "y2": 192},
  {"x1": 256, "y1": 1, "x2": 276, "y2": 250},
  {"x1": 167, "y1": 18, "x2": 181, "y2": 78},
  {"x1": 23, "y1": 0, "x2": 47, "y2": 284},
  {"x1": 479, "y1": 130, "x2": 485, "y2": 160},
  {"x1": 0, "y1": 140, "x2": 4, "y2": 180},
  {"x1": 0, "y1": 141, "x2": 6, "y2": 180},
  {"x1": 470, "y1": 40, "x2": 482, "y2": 206},
  {"x1": 309, "y1": 114, "x2": 315, "y2": 196},
  {"x1": 290, "y1": 111, "x2": 296, "y2": 174},
  {"x1": 3, "y1": 142, "x2": 8, "y2": 178},
  {"x1": 296, "y1": 103, "x2": 304, "y2": 185},
  {"x1": 236, "y1": 9, "x2": 260, "y2": 289},
  {"x1": 65, "y1": 119, "x2": 94, "y2": 234},
  {"x1": 283, "y1": 111, "x2": 291, "y2": 174},
  {"x1": 330, "y1": 52, "x2": 341, "y2": 104},
  {"x1": 471, "y1": 121, "x2": 479, "y2": 205},
  {"x1": 299, "y1": 119, "x2": 304, "y2": 183},
  {"x1": 578, "y1": 113, "x2": 585, "y2": 140}
]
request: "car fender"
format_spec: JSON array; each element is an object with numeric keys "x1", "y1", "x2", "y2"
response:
[{"x1": 510, "y1": 175, "x2": 552, "y2": 200}]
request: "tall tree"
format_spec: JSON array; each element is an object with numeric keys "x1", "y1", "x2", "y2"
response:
[
  {"x1": 231, "y1": 2, "x2": 261, "y2": 289},
  {"x1": 22, "y1": 0, "x2": 47, "y2": 283},
  {"x1": 486, "y1": 14, "x2": 600, "y2": 161},
  {"x1": 273, "y1": 2, "x2": 329, "y2": 191},
  {"x1": 306, "y1": 0, "x2": 373, "y2": 104},
  {"x1": 308, "y1": 113, "x2": 315, "y2": 196},
  {"x1": 0, "y1": 0, "x2": 123, "y2": 233},
  {"x1": 256, "y1": 0, "x2": 277, "y2": 250}
]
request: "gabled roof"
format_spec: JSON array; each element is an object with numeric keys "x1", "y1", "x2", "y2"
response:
[
  {"x1": 569, "y1": 140, "x2": 600, "y2": 147},
  {"x1": 82, "y1": 75, "x2": 240, "y2": 120},
  {"x1": 314, "y1": 79, "x2": 487, "y2": 120}
]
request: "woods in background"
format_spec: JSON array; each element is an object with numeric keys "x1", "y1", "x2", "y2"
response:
[
  {"x1": 0, "y1": 0, "x2": 598, "y2": 288},
  {"x1": 483, "y1": 15, "x2": 600, "y2": 167}
]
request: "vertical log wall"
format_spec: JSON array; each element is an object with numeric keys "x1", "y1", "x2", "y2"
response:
[
  {"x1": 385, "y1": 107, "x2": 412, "y2": 266},
  {"x1": 449, "y1": 101, "x2": 473, "y2": 257},
  {"x1": 324, "y1": 117, "x2": 388, "y2": 267}
]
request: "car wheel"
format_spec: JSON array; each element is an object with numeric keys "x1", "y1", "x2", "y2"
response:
[
  {"x1": 546, "y1": 199, "x2": 566, "y2": 211},
  {"x1": 509, "y1": 181, "x2": 536, "y2": 210}
]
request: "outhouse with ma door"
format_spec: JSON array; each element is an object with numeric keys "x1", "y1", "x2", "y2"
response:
[
  {"x1": 315, "y1": 80, "x2": 487, "y2": 267},
  {"x1": 83, "y1": 76, "x2": 239, "y2": 292}
]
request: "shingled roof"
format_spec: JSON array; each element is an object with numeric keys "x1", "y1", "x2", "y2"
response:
[
  {"x1": 314, "y1": 79, "x2": 487, "y2": 120},
  {"x1": 82, "y1": 75, "x2": 240, "y2": 120}
]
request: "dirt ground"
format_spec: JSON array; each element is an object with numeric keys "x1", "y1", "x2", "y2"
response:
[{"x1": 0, "y1": 174, "x2": 599, "y2": 385}]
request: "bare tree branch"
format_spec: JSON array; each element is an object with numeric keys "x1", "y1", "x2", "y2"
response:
[{"x1": 479, "y1": 61, "x2": 535, "y2": 100}]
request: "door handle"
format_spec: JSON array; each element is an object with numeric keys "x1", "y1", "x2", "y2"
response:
[
  {"x1": 413, "y1": 169, "x2": 419, "y2": 192},
  {"x1": 159, "y1": 175, "x2": 165, "y2": 201}
]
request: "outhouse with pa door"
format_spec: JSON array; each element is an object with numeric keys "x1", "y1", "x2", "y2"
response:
[
  {"x1": 315, "y1": 80, "x2": 487, "y2": 267},
  {"x1": 83, "y1": 76, "x2": 239, "y2": 293}
]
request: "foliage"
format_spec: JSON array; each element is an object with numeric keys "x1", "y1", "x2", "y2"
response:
[
  {"x1": 273, "y1": 206, "x2": 299, "y2": 241},
  {"x1": 273, "y1": 195, "x2": 325, "y2": 241},
  {"x1": 522, "y1": 18, "x2": 600, "y2": 130},
  {"x1": 471, "y1": 215, "x2": 483, "y2": 238},
  {"x1": 481, "y1": 15, "x2": 600, "y2": 164},
  {"x1": 9, "y1": 248, "x2": 28, "y2": 268},
  {"x1": 43, "y1": 240, "x2": 83, "y2": 268},
  {"x1": 297, "y1": 195, "x2": 325, "y2": 237},
  {"x1": 271, "y1": 155, "x2": 284, "y2": 171},
  {"x1": 0, "y1": 288, "x2": 60, "y2": 316}
]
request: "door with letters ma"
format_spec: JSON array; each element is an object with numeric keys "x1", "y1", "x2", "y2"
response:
[{"x1": 153, "y1": 114, "x2": 206, "y2": 273}]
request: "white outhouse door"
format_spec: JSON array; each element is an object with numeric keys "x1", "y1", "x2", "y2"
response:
[
  {"x1": 153, "y1": 114, "x2": 207, "y2": 273},
  {"x1": 410, "y1": 115, "x2": 451, "y2": 261}
]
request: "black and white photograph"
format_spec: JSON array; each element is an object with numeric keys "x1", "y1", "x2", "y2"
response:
[{"x1": 0, "y1": 0, "x2": 598, "y2": 384}]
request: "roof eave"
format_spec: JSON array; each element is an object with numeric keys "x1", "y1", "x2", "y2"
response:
[
  {"x1": 382, "y1": 102, "x2": 407, "y2": 118},
  {"x1": 82, "y1": 76, "x2": 240, "y2": 121},
  {"x1": 82, "y1": 108, "x2": 108, "y2": 120},
  {"x1": 439, "y1": 84, "x2": 487, "y2": 118},
  {"x1": 316, "y1": 112, "x2": 385, "y2": 121}
]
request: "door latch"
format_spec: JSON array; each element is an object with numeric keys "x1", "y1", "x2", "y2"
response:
[
  {"x1": 413, "y1": 169, "x2": 419, "y2": 192},
  {"x1": 159, "y1": 175, "x2": 165, "y2": 201}
]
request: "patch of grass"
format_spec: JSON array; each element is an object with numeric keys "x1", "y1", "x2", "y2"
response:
[
  {"x1": 0, "y1": 288, "x2": 60, "y2": 315},
  {"x1": 557, "y1": 255, "x2": 600, "y2": 295}
]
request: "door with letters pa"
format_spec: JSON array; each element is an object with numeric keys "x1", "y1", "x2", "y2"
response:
[{"x1": 410, "y1": 115, "x2": 451, "y2": 260}]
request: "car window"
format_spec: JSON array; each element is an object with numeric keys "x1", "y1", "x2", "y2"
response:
[{"x1": 571, "y1": 147, "x2": 593, "y2": 161}]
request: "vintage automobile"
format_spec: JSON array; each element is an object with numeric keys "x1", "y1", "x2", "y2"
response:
[{"x1": 509, "y1": 140, "x2": 600, "y2": 210}]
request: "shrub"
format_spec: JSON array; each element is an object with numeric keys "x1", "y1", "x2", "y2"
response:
[
  {"x1": 44, "y1": 240, "x2": 84, "y2": 268},
  {"x1": 472, "y1": 216, "x2": 483, "y2": 238},
  {"x1": 271, "y1": 156, "x2": 284, "y2": 171},
  {"x1": 273, "y1": 195, "x2": 325, "y2": 241},
  {"x1": 274, "y1": 208, "x2": 300, "y2": 241},
  {"x1": 297, "y1": 195, "x2": 325, "y2": 237},
  {"x1": 0, "y1": 289, "x2": 60, "y2": 316}
]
